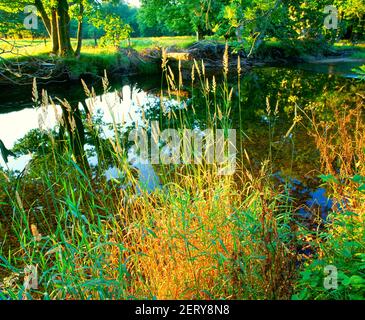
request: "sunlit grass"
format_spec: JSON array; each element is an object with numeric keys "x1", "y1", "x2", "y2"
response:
[
  {"x1": 122, "y1": 36, "x2": 196, "y2": 52},
  {"x1": 3, "y1": 37, "x2": 364, "y2": 62},
  {"x1": 334, "y1": 41, "x2": 365, "y2": 59},
  {"x1": 1, "y1": 38, "x2": 119, "y2": 60},
  {"x1": 1, "y1": 36, "x2": 196, "y2": 60}
]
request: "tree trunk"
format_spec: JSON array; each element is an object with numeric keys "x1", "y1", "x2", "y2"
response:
[
  {"x1": 51, "y1": 9, "x2": 59, "y2": 54},
  {"x1": 93, "y1": 30, "x2": 98, "y2": 47},
  {"x1": 56, "y1": 0, "x2": 73, "y2": 57},
  {"x1": 196, "y1": 26, "x2": 204, "y2": 41},
  {"x1": 34, "y1": 0, "x2": 51, "y2": 36},
  {"x1": 35, "y1": 0, "x2": 74, "y2": 56},
  {"x1": 247, "y1": 0, "x2": 282, "y2": 58},
  {"x1": 74, "y1": 2, "x2": 84, "y2": 57}
]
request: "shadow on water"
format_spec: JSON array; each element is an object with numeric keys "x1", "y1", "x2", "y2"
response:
[
  {"x1": 293, "y1": 59, "x2": 365, "y2": 79},
  {"x1": 0, "y1": 64, "x2": 363, "y2": 217}
]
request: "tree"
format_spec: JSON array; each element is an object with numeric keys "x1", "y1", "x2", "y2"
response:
[
  {"x1": 334, "y1": 0, "x2": 365, "y2": 41},
  {"x1": 100, "y1": 1, "x2": 140, "y2": 37},
  {"x1": 0, "y1": 0, "x2": 77, "y2": 56},
  {"x1": 73, "y1": 0, "x2": 85, "y2": 57},
  {"x1": 213, "y1": 0, "x2": 365, "y2": 54},
  {"x1": 214, "y1": 0, "x2": 285, "y2": 54},
  {"x1": 90, "y1": 1, "x2": 136, "y2": 47},
  {"x1": 99, "y1": 14, "x2": 132, "y2": 47},
  {"x1": 138, "y1": 0, "x2": 227, "y2": 41},
  {"x1": 284, "y1": 0, "x2": 331, "y2": 40},
  {"x1": 0, "y1": 1, "x2": 30, "y2": 38},
  {"x1": 0, "y1": 0, "x2": 134, "y2": 57}
]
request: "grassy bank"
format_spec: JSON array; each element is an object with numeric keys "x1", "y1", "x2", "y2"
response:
[
  {"x1": 0, "y1": 38, "x2": 167, "y2": 81},
  {"x1": 334, "y1": 41, "x2": 365, "y2": 59},
  {"x1": 0, "y1": 36, "x2": 203, "y2": 83},
  {"x1": 294, "y1": 89, "x2": 365, "y2": 299},
  {"x1": 253, "y1": 39, "x2": 365, "y2": 62},
  {"x1": 1, "y1": 36, "x2": 197, "y2": 59}
]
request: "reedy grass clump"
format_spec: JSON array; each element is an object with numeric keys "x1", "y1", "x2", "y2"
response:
[
  {"x1": 0, "y1": 45, "x2": 300, "y2": 300},
  {"x1": 125, "y1": 164, "x2": 297, "y2": 300},
  {"x1": 0, "y1": 157, "x2": 297, "y2": 299}
]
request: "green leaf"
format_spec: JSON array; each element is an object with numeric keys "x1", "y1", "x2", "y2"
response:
[
  {"x1": 145, "y1": 228, "x2": 157, "y2": 238},
  {"x1": 352, "y1": 175, "x2": 364, "y2": 184},
  {"x1": 342, "y1": 276, "x2": 351, "y2": 286},
  {"x1": 343, "y1": 211, "x2": 358, "y2": 217},
  {"x1": 319, "y1": 174, "x2": 339, "y2": 183},
  {"x1": 350, "y1": 275, "x2": 365, "y2": 286}
]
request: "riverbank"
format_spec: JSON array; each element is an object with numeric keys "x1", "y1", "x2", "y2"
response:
[
  {"x1": 1, "y1": 37, "x2": 364, "y2": 86},
  {"x1": 0, "y1": 46, "x2": 161, "y2": 86},
  {"x1": 0, "y1": 37, "x2": 194, "y2": 85}
]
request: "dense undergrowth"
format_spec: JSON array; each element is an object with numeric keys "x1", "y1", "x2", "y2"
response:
[{"x1": 294, "y1": 90, "x2": 365, "y2": 299}]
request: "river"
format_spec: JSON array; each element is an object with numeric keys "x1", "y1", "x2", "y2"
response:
[{"x1": 0, "y1": 59, "x2": 364, "y2": 216}]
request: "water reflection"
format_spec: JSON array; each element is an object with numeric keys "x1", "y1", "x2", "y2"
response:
[
  {"x1": 294, "y1": 59, "x2": 365, "y2": 78},
  {"x1": 0, "y1": 84, "x2": 167, "y2": 192},
  {"x1": 0, "y1": 106, "x2": 60, "y2": 170}
]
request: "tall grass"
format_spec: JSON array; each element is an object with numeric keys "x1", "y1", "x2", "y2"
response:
[{"x1": 0, "y1": 44, "x2": 300, "y2": 300}]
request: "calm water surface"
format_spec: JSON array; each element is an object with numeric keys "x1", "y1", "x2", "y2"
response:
[{"x1": 0, "y1": 60, "x2": 363, "y2": 215}]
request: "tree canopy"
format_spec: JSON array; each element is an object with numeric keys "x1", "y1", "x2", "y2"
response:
[
  {"x1": 0, "y1": 0, "x2": 364, "y2": 56},
  {"x1": 138, "y1": 0, "x2": 364, "y2": 43}
]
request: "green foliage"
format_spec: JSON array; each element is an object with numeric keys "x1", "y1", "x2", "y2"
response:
[
  {"x1": 294, "y1": 174, "x2": 365, "y2": 299},
  {"x1": 253, "y1": 41, "x2": 301, "y2": 60},
  {"x1": 12, "y1": 129, "x2": 52, "y2": 154},
  {"x1": 211, "y1": 0, "x2": 364, "y2": 54},
  {"x1": 100, "y1": 0, "x2": 140, "y2": 37},
  {"x1": 354, "y1": 65, "x2": 365, "y2": 80},
  {"x1": 294, "y1": 215, "x2": 365, "y2": 299},
  {"x1": 138, "y1": 0, "x2": 228, "y2": 39},
  {"x1": 63, "y1": 51, "x2": 121, "y2": 77},
  {"x1": 99, "y1": 14, "x2": 132, "y2": 47},
  {"x1": 0, "y1": 7, "x2": 23, "y2": 37}
]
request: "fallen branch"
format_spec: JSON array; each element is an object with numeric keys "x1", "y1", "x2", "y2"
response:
[{"x1": 0, "y1": 38, "x2": 66, "y2": 85}]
